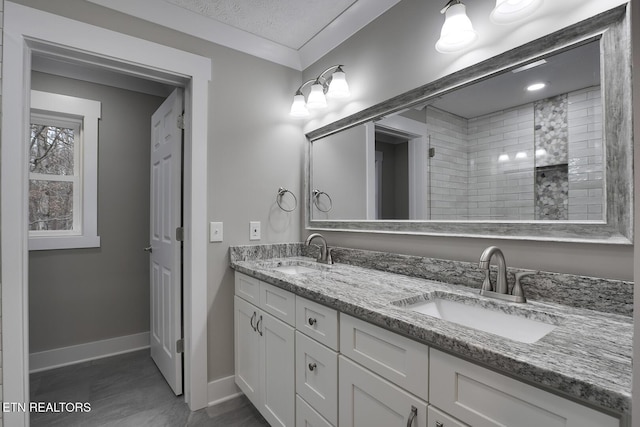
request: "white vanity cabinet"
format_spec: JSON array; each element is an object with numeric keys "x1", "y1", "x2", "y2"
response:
[
  {"x1": 234, "y1": 274, "x2": 295, "y2": 427},
  {"x1": 429, "y1": 349, "x2": 619, "y2": 427},
  {"x1": 339, "y1": 314, "x2": 429, "y2": 427},
  {"x1": 295, "y1": 296, "x2": 339, "y2": 426}
]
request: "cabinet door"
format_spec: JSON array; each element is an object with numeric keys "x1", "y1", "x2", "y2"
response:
[
  {"x1": 234, "y1": 296, "x2": 261, "y2": 404},
  {"x1": 430, "y1": 349, "x2": 619, "y2": 427},
  {"x1": 296, "y1": 332, "x2": 338, "y2": 425},
  {"x1": 339, "y1": 356, "x2": 427, "y2": 427},
  {"x1": 260, "y1": 310, "x2": 295, "y2": 427},
  {"x1": 297, "y1": 395, "x2": 334, "y2": 427},
  {"x1": 428, "y1": 406, "x2": 469, "y2": 427}
]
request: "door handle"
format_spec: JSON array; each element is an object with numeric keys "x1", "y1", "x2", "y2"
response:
[
  {"x1": 250, "y1": 312, "x2": 257, "y2": 331},
  {"x1": 144, "y1": 246, "x2": 153, "y2": 253},
  {"x1": 406, "y1": 406, "x2": 417, "y2": 427},
  {"x1": 256, "y1": 315, "x2": 263, "y2": 336}
]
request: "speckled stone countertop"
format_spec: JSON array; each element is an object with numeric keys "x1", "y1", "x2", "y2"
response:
[{"x1": 231, "y1": 254, "x2": 632, "y2": 417}]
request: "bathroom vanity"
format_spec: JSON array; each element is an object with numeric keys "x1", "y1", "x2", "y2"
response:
[{"x1": 230, "y1": 244, "x2": 631, "y2": 427}]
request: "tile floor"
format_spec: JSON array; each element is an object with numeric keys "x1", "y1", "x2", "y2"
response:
[{"x1": 29, "y1": 349, "x2": 270, "y2": 426}]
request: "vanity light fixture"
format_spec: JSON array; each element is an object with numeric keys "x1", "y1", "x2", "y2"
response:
[
  {"x1": 527, "y1": 82, "x2": 546, "y2": 91},
  {"x1": 435, "y1": 0, "x2": 477, "y2": 54},
  {"x1": 289, "y1": 65, "x2": 350, "y2": 117},
  {"x1": 490, "y1": 0, "x2": 543, "y2": 25}
]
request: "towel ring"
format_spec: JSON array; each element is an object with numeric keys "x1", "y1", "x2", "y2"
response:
[
  {"x1": 276, "y1": 187, "x2": 297, "y2": 212},
  {"x1": 312, "y1": 189, "x2": 333, "y2": 212}
]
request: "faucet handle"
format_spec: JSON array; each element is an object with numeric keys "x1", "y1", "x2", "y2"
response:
[{"x1": 512, "y1": 271, "x2": 535, "y2": 300}]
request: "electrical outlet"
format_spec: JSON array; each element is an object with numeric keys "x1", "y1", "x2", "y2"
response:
[
  {"x1": 210, "y1": 222, "x2": 223, "y2": 242},
  {"x1": 249, "y1": 221, "x2": 261, "y2": 240}
]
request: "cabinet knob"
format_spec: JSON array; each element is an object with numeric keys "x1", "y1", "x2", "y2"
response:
[
  {"x1": 308, "y1": 362, "x2": 317, "y2": 371},
  {"x1": 308, "y1": 317, "x2": 317, "y2": 326}
]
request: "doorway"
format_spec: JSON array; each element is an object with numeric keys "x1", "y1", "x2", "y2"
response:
[{"x1": 2, "y1": 4, "x2": 211, "y2": 425}]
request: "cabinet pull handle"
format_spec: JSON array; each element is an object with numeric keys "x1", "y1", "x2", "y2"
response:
[
  {"x1": 436, "y1": 422, "x2": 443, "y2": 427},
  {"x1": 308, "y1": 317, "x2": 317, "y2": 326},
  {"x1": 308, "y1": 362, "x2": 317, "y2": 371},
  {"x1": 250, "y1": 312, "x2": 257, "y2": 331},
  {"x1": 256, "y1": 315, "x2": 263, "y2": 336},
  {"x1": 406, "y1": 406, "x2": 417, "y2": 427}
]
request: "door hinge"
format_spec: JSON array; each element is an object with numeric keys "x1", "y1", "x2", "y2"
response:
[
  {"x1": 176, "y1": 227, "x2": 184, "y2": 242},
  {"x1": 177, "y1": 114, "x2": 185, "y2": 130},
  {"x1": 176, "y1": 339, "x2": 184, "y2": 354}
]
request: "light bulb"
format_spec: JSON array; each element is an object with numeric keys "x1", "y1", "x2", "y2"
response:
[
  {"x1": 490, "y1": 0, "x2": 542, "y2": 25},
  {"x1": 289, "y1": 94, "x2": 309, "y2": 117},
  {"x1": 306, "y1": 83, "x2": 327, "y2": 109},
  {"x1": 435, "y1": 3, "x2": 477, "y2": 54},
  {"x1": 327, "y1": 70, "x2": 350, "y2": 99}
]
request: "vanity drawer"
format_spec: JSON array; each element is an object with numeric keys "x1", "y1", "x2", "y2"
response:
[
  {"x1": 340, "y1": 314, "x2": 429, "y2": 401},
  {"x1": 234, "y1": 272, "x2": 260, "y2": 305},
  {"x1": 296, "y1": 296, "x2": 339, "y2": 350},
  {"x1": 295, "y1": 332, "x2": 338, "y2": 425},
  {"x1": 429, "y1": 349, "x2": 619, "y2": 427},
  {"x1": 296, "y1": 395, "x2": 333, "y2": 427},
  {"x1": 428, "y1": 406, "x2": 469, "y2": 427},
  {"x1": 260, "y1": 282, "x2": 295, "y2": 326}
]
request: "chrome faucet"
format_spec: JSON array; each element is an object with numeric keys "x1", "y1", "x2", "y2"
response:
[
  {"x1": 305, "y1": 233, "x2": 333, "y2": 265},
  {"x1": 479, "y1": 246, "x2": 508, "y2": 294},
  {"x1": 478, "y1": 246, "x2": 530, "y2": 303}
]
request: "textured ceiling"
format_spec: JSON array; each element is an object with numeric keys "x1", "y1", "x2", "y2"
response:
[{"x1": 163, "y1": 0, "x2": 358, "y2": 50}]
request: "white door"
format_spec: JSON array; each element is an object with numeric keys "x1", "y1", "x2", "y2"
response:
[{"x1": 149, "y1": 88, "x2": 183, "y2": 395}]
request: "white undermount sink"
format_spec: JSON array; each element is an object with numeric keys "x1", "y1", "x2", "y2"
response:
[
  {"x1": 271, "y1": 265, "x2": 320, "y2": 275},
  {"x1": 393, "y1": 293, "x2": 558, "y2": 343}
]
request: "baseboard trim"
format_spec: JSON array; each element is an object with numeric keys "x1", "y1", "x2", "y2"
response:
[
  {"x1": 29, "y1": 332, "x2": 150, "y2": 373},
  {"x1": 208, "y1": 375, "x2": 242, "y2": 407}
]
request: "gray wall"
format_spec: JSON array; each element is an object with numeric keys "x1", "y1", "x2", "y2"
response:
[
  {"x1": 0, "y1": 1, "x2": 4, "y2": 424},
  {"x1": 13, "y1": 0, "x2": 306, "y2": 382},
  {"x1": 301, "y1": 0, "x2": 633, "y2": 281},
  {"x1": 29, "y1": 71, "x2": 165, "y2": 352},
  {"x1": 313, "y1": 124, "x2": 368, "y2": 219}
]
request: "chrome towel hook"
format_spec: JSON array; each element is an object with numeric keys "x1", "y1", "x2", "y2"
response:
[
  {"x1": 312, "y1": 189, "x2": 332, "y2": 212},
  {"x1": 276, "y1": 187, "x2": 297, "y2": 212}
]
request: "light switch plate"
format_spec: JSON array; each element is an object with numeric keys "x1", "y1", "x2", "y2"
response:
[
  {"x1": 249, "y1": 221, "x2": 261, "y2": 240},
  {"x1": 210, "y1": 222, "x2": 223, "y2": 242}
]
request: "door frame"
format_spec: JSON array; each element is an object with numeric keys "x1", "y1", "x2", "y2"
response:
[{"x1": 2, "y1": 3, "x2": 211, "y2": 425}]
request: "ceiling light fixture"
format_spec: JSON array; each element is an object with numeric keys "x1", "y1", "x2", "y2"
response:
[
  {"x1": 490, "y1": 0, "x2": 543, "y2": 25},
  {"x1": 289, "y1": 65, "x2": 350, "y2": 117},
  {"x1": 435, "y1": 0, "x2": 477, "y2": 54},
  {"x1": 527, "y1": 82, "x2": 546, "y2": 91}
]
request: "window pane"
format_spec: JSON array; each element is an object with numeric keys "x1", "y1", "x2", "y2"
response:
[
  {"x1": 29, "y1": 180, "x2": 74, "y2": 231},
  {"x1": 30, "y1": 124, "x2": 75, "y2": 175}
]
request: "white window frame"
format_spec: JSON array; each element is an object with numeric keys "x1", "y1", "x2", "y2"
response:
[{"x1": 29, "y1": 90, "x2": 101, "y2": 250}]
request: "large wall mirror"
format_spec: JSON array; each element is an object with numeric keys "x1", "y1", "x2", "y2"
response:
[{"x1": 305, "y1": 6, "x2": 632, "y2": 244}]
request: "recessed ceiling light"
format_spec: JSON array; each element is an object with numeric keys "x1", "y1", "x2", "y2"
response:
[{"x1": 527, "y1": 82, "x2": 546, "y2": 91}]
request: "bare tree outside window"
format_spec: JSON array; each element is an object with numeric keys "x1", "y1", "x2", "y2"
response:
[{"x1": 29, "y1": 123, "x2": 76, "y2": 231}]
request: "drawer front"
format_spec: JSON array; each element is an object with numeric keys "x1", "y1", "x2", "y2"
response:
[
  {"x1": 428, "y1": 406, "x2": 469, "y2": 427},
  {"x1": 296, "y1": 395, "x2": 334, "y2": 427},
  {"x1": 296, "y1": 296, "x2": 339, "y2": 350},
  {"x1": 429, "y1": 349, "x2": 619, "y2": 427},
  {"x1": 295, "y1": 332, "x2": 338, "y2": 425},
  {"x1": 235, "y1": 272, "x2": 260, "y2": 305},
  {"x1": 260, "y1": 282, "x2": 296, "y2": 326},
  {"x1": 339, "y1": 356, "x2": 427, "y2": 427},
  {"x1": 340, "y1": 314, "x2": 429, "y2": 400}
]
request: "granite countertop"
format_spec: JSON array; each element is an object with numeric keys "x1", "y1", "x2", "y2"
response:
[{"x1": 231, "y1": 256, "x2": 632, "y2": 417}]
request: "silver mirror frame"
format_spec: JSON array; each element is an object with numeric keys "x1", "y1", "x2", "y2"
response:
[{"x1": 305, "y1": 5, "x2": 632, "y2": 244}]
